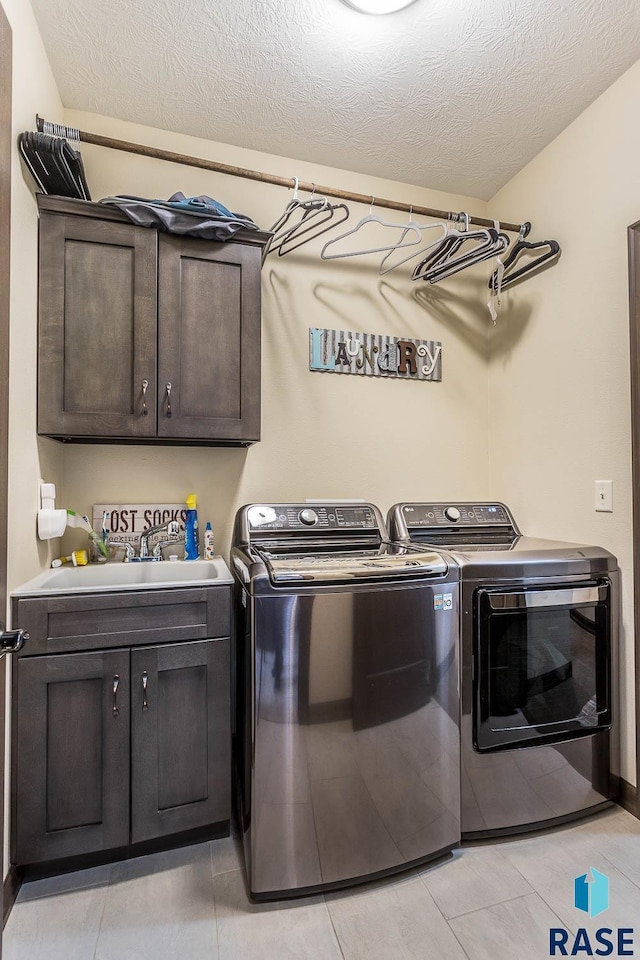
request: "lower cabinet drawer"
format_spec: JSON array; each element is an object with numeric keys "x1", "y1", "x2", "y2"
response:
[{"x1": 13, "y1": 586, "x2": 231, "y2": 655}]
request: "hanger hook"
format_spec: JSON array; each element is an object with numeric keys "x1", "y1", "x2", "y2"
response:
[
  {"x1": 310, "y1": 182, "x2": 316, "y2": 200},
  {"x1": 408, "y1": 204, "x2": 414, "y2": 224},
  {"x1": 520, "y1": 221, "x2": 532, "y2": 239},
  {"x1": 291, "y1": 176, "x2": 299, "y2": 201},
  {"x1": 369, "y1": 196, "x2": 375, "y2": 215}
]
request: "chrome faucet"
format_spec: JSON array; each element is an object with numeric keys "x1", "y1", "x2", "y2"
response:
[
  {"x1": 152, "y1": 525, "x2": 185, "y2": 559},
  {"x1": 139, "y1": 520, "x2": 181, "y2": 559},
  {"x1": 106, "y1": 539, "x2": 136, "y2": 562}
]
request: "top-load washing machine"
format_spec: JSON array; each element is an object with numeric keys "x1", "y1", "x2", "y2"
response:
[
  {"x1": 231, "y1": 502, "x2": 460, "y2": 899},
  {"x1": 388, "y1": 501, "x2": 619, "y2": 839}
]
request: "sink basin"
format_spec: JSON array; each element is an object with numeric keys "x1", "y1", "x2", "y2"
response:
[{"x1": 12, "y1": 559, "x2": 233, "y2": 596}]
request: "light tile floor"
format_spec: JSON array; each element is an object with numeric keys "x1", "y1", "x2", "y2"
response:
[{"x1": 5, "y1": 805, "x2": 640, "y2": 960}]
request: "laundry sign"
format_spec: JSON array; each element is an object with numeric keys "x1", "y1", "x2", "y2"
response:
[{"x1": 309, "y1": 328, "x2": 442, "y2": 381}]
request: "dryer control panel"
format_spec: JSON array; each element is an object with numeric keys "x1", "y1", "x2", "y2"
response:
[
  {"x1": 387, "y1": 502, "x2": 520, "y2": 547},
  {"x1": 402, "y1": 503, "x2": 511, "y2": 528}
]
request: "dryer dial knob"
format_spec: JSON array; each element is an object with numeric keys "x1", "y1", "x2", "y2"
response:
[
  {"x1": 299, "y1": 509, "x2": 318, "y2": 526},
  {"x1": 444, "y1": 506, "x2": 461, "y2": 522}
]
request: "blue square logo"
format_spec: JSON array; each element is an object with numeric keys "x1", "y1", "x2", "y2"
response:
[{"x1": 574, "y1": 869, "x2": 609, "y2": 918}]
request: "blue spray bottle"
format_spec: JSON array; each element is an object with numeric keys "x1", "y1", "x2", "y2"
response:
[{"x1": 184, "y1": 494, "x2": 199, "y2": 560}]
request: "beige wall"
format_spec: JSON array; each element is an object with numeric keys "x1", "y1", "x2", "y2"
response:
[
  {"x1": 2, "y1": 0, "x2": 62, "y2": 879},
  {"x1": 58, "y1": 110, "x2": 494, "y2": 562},
  {"x1": 489, "y1": 59, "x2": 640, "y2": 785},
  {"x1": 3, "y1": 0, "x2": 63, "y2": 596},
  {"x1": 6, "y1": 0, "x2": 636, "y2": 879}
]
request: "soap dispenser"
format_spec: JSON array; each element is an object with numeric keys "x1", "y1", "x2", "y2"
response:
[{"x1": 204, "y1": 521, "x2": 215, "y2": 560}]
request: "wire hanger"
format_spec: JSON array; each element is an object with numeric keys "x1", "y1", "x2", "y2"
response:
[
  {"x1": 320, "y1": 198, "x2": 423, "y2": 260},
  {"x1": 377, "y1": 206, "x2": 447, "y2": 275},
  {"x1": 487, "y1": 220, "x2": 507, "y2": 323},
  {"x1": 262, "y1": 176, "x2": 302, "y2": 262},
  {"x1": 263, "y1": 177, "x2": 342, "y2": 262},
  {"x1": 271, "y1": 183, "x2": 350, "y2": 257},
  {"x1": 18, "y1": 130, "x2": 91, "y2": 200},
  {"x1": 39, "y1": 117, "x2": 81, "y2": 152},
  {"x1": 411, "y1": 213, "x2": 474, "y2": 278},
  {"x1": 413, "y1": 213, "x2": 509, "y2": 283},
  {"x1": 21, "y1": 118, "x2": 91, "y2": 200},
  {"x1": 488, "y1": 222, "x2": 560, "y2": 290}
]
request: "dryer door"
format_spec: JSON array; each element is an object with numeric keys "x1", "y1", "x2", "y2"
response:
[{"x1": 474, "y1": 581, "x2": 611, "y2": 751}]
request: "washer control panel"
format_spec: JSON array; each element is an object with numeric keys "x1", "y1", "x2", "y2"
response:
[
  {"x1": 247, "y1": 504, "x2": 378, "y2": 532},
  {"x1": 402, "y1": 503, "x2": 511, "y2": 528}
]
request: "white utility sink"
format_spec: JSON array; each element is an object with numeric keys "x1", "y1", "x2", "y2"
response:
[{"x1": 11, "y1": 558, "x2": 234, "y2": 596}]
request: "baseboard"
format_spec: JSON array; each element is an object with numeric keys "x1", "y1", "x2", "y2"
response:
[
  {"x1": 615, "y1": 776, "x2": 638, "y2": 818},
  {"x1": 3, "y1": 864, "x2": 22, "y2": 927}
]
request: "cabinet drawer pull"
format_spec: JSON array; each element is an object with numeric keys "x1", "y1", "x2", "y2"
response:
[
  {"x1": 142, "y1": 671, "x2": 149, "y2": 711},
  {"x1": 141, "y1": 379, "x2": 149, "y2": 417},
  {"x1": 112, "y1": 675, "x2": 120, "y2": 716},
  {"x1": 165, "y1": 382, "x2": 172, "y2": 418}
]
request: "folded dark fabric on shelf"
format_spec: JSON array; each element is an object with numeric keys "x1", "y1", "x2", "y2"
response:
[{"x1": 101, "y1": 191, "x2": 260, "y2": 241}]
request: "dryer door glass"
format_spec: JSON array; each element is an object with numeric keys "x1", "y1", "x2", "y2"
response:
[{"x1": 474, "y1": 581, "x2": 611, "y2": 751}]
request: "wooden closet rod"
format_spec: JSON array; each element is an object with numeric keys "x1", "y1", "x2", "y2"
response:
[{"x1": 36, "y1": 115, "x2": 523, "y2": 233}]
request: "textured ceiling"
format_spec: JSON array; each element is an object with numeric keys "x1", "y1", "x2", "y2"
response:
[{"x1": 31, "y1": 0, "x2": 640, "y2": 199}]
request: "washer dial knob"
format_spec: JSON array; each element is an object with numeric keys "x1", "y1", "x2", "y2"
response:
[
  {"x1": 444, "y1": 506, "x2": 461, "y2": 522},
  {"x1": 299, "y1": 508, "x2": 318, "y2": 526}
]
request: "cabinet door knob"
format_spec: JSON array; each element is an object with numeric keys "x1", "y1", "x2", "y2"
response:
[
  {"x1": 141, "y1": 379, "x2": 149, "y2": 417},
  {"x1": 142, "y1": 671, "x2": 149, "y2": 711},
  {"x1": 112, "y1": 675, "x2": 120, "y2": 716},
  {"x1": 0, "y1": 629, "x2": 28, "y2": 655},
  {"x1": 165, "y1": 382, "x2": 172, "y2": 418}
]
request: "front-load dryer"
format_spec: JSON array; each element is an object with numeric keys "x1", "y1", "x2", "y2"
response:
[{"x1": 388, "y1": 501, "x2": 618, "y2": 840}]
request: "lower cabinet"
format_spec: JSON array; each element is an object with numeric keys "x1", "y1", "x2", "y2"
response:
[{"x1": 15, "y1": 638, "x2": 230, "y2": 865}]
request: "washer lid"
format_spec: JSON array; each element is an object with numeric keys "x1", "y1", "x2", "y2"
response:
[{"x1": 257, "y1": 546, "x2": 448, "y2": 583}]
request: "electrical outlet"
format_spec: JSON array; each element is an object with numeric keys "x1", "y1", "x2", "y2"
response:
[{"x1": 595, "y1": 480, "x2": 613, "y2": 513}]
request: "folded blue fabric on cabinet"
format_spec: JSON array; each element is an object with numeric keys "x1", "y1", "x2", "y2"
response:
[{"x1": 101, "y1": 192, "x2": 260, "y2": 241}]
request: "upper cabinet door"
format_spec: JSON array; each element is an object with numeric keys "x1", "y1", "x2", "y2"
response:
[
  {"x1": 38, "y1": 213, "x2": 158, "y2": 438},
  {"x1": 157, "y1": 235, "x2": 261, "y2": 442}
]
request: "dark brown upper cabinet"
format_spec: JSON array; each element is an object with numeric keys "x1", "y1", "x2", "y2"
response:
[
  {"x1": 38, "y1": 208, "x2": 158, "y2": 440},
  {"x1": 37, "y1": 196, "x2": 270, "y2": 445}
]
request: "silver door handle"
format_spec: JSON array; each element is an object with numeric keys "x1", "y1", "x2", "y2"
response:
[
  {"x1": 112, "y1": 675, "x2": 120, "y2": 716},
  {"x1": 0, "y1": 629, "x2": 28, "y2": 656},
  {"x1": 487, "y1": 585, "x2": 607, "y2": 610},
  {"x1": 141, "y1": 379, "x2": 149, "y2": 417},
  {"x1": 142, "y1": 671, "x2": 149, "y2": 710},
  {"x1": 165, "y1": 382, "x2": 172, "y2": 418}
]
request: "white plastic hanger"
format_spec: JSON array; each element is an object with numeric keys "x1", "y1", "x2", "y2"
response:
[
  {"x1": 320, "y1": 198, "x2": 423, "y2": 260},
  {"x1": 378, "y1": 208, "x2": 448, "y2": 275}
]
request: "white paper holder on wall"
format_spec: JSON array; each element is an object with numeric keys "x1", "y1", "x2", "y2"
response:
[{"x1": 37, "y1": 481, "x2": 67, "y2": 540}]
